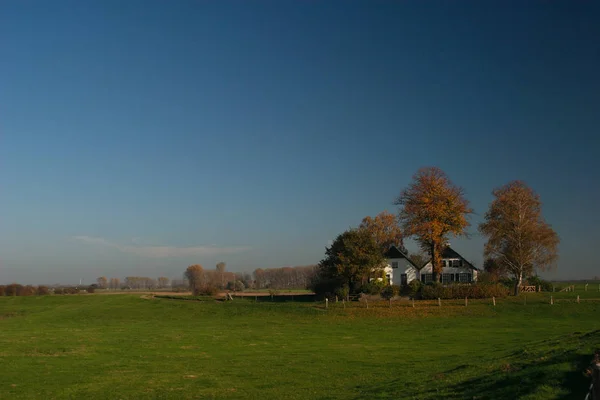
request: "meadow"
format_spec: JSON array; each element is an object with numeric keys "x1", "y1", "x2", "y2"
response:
[{"x1": 1, "y1": 290, "x2": 599, "y2": 399}]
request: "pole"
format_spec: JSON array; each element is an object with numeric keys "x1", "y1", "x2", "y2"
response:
[
  {"x1": 325, "y1": 298, "x2": 328, "y2": 309},
  {"x1": 492, "y1": 296, "x2": 496, "y2": 306},
  {"x1": 577, "y1": 295, "x2": 580, "y2": 304},
  {"x1": 550, "y1": 296, "x2": 553, "y2": 305},
  {"x1": 412, "y1": 298, "x2": 415, "y2": 308},
  {"x1": 438, "y1": 298, "x2": 441, "y2": 307},
  {"x1": 465, "y1": 297, "x2": 468, "y2": 307}
]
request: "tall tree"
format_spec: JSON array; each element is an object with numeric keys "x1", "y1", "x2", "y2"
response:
[
  {"x1": 216, "y1": 262, "x2": 226, "y2": 289},
  {"x1": 479, "y1": 181, "x2": 559, "y2": 295},
  {"x1": 96, "y1": 276, "x2": 107, "y2": 289},
  {"x1": 109, "y1": 277, "x2": 120, "y2": 290},
  {"x1": 315, "y1": 229, "x2": 385, "y2": 294},
  {"x1": 359, "y1": 211, "x2": 406, "y2": 255},
  {"x1": 185, "y1": 265, "x2": 205, "y2": 295},
  {"x1": 394, "y1": 167, "x2": 472, "y2": 283}
]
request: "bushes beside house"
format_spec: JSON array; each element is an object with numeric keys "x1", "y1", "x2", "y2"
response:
[{"x1": 420, "y1": 282, "x2": 510, "y2": 300}]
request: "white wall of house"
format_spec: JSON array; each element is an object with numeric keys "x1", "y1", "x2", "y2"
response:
[
  {"x1": 420, "y1": 258, "x2": 477, "y2": 283},
  {"x1": 387, "y1": 258, "x2": 418, "y2": 285}
]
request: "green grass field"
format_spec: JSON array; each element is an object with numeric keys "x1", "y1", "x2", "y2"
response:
[{"x1": 1, "y1": 293, "x2": 599, "y2": 399}]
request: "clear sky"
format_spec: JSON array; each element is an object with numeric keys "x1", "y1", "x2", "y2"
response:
[{"x1": 1, "y1": 1, "x2": 599, "y2": 284}]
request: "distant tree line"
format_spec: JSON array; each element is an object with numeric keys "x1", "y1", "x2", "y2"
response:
[{"x1": 253, "y1": 266, "x2": 316, "y2": 290}]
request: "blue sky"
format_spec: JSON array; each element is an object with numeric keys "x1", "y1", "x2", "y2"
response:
[{"x1": 1, "y1": 1, "x2": 599, "y2": 284}]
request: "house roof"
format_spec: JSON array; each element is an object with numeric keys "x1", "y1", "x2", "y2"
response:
[
  {"x1": 422, "y1": 246, "x2": 478, "y2": 271},
  {"x1": 384, "y1": 246, "x2": 421, "y2": 270}
]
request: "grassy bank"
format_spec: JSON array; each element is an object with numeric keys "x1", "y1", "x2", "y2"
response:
[{"x1": 1, "y1": 294, "x2": 598, "y2": 399}]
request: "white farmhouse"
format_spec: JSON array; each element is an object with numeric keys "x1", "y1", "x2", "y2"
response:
[{"x1": 384, "y1": 245, "x2": 478, "y2": 286}]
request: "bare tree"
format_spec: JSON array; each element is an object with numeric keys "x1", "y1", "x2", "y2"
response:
[
  {"x1": 109, "y1": 278, "x2": 120, "y2": 290},
  {"x1": 216, "y1": 262, "x2": 226, "y2": 289},
  {"x1": 96, "y1": 276, "x2": 108, "y2": 289},
  {"x1": 479, "y1": 181, "x2": 559, "y2": 295}
]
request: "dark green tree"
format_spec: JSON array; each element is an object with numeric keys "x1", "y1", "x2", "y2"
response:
[{"x1": 312, "y1": 229, "x2": 385, "y2": 296}]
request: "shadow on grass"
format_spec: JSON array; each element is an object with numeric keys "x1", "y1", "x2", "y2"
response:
[{"x1": 353, "y1": 330, "x2": 599, "y2": 400}]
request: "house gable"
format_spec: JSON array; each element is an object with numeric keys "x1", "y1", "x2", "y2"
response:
[
  {"x1": 419, "y1": 246, "x2": 478, "y2": 283},
  {"x1": 384, "y1": 246, "x2": 420, "y2": 285}
]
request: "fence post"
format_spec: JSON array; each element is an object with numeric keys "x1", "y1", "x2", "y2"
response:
[
  {"x1": 438, "y1": 298, "x2": 441, "y2": 307},
  {"x1": 538, "y1": 285, "x2": 541, "y2": 292},
  {"x1": 342, "y1": 299, "x2": 345, "y2": 309},
  {"x1": 325, "y1": 298, "x2": 328, "y2": 309},
  {"x1": 335, "y1": 296, "x2": 338, "y2": 303},
  {"x1": 389, "y1": 298, "x2": 392, "y2": 308},
  {"x1": 465, "y1": 297, "x2": 468, "y2": 307},
  {"x1": 493, "y1": 296, "x2": 496, "y2": 306},
  {"x1": 577, "y1": 295, "x2": 580, "y2": 304},
  {"x1": 585, "y1": 284, "x2": 588, "y2": 291},
  {"x1": 366, "y1": 299, "x2": 368, "y2": 309},
  {"x1": 550, "y1": 296, "x2": 553, "y2": 305},
  {"x1": 412, "y1": 298, "x2": 415, "y2": 308}
]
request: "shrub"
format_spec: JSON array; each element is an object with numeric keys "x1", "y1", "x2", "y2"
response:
[
  {"x1": 86, "y1": 285, "x2": 95, "y2": 294},
  {"x1": 17, "y1": 285, "x2": 36, "y2": 296},
  {"x1": 358, "y1": 282, "x2": 385, "y2": 295},
  {"x1": 420, "y1": 283, "x2": 509, "y2": 300},
  {"x1": 36, "y1": 286, "x2": 50, "y2": 295},
  {"x1": 526, "y1": 276, "x2": 553, "y2": 292},
  {"x1": 335, "y1": 285, "x2": 350, "y2": 300},
  {"x1": 381, "y1": 285, "x2": 400, "y2": 300},
  {"x1": 5, "y1": 284, "x2": 22, "y2": 296},
  {"x1": 408, "y1": 280, "x2": 422, "y2": 297},
  {"x1": 0, "y1": 286, "x2": 5, "y2": 296},
  {"x1": 54, "y1": 288, "x2": 64, "y2": 295},
  {"x1": 234, "y1": 280, "x2": 245, "y2": 291},
  {"x1": 62, "y1": 287, "x2": 79, "y2": 295},
  {"x1": 310, "y1": 276, "x2": 343, "y2": 299}
]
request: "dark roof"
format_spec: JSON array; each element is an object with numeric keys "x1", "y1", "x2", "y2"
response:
[
  {"x1": 384, "y1": 246, "x2": 421, "y2": 270},
  {"x1": 422, "y1": 246, "x2": 477, "y2": 270}
]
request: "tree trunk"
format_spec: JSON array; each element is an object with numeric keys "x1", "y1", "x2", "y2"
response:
[
  {"x1": 513, "y1": 272, "x2": 522, "y2": 296},
  {"x1": 431, "y1": 242, "x2": 440, "y2": 283}
]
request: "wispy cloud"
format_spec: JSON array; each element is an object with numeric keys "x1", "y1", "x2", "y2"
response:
[{"x1": 72, "y1": 236, "x2": 250, "y2": 258}]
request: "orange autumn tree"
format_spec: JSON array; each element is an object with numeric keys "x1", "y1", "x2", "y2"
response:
[
  {"x1": 479, "y1": 181, "x2": 559, "y2": 295},
  {"x1": 359, "y1": 211, "x2": 406, "y2": 255},
  {"x1": 394, "y1": 167, "x2": 473, "y2": 283},
  {"x1": 185, "y1": 264, "x2": 205, "y2": 295}
]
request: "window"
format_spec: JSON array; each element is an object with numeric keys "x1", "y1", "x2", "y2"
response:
[
  {"x1": 442, "y1": 274, "x2": 452, "y2": 284},
  {"x1": 455, "y1": 273, "x2": 460, "y2": 281},
  {"x1": 451, "y1": 260, "x2": 460, "y2": 267},
  {"x1": 459, "y1": 259, "x2": 464, "y2": 267},
  {"x1": 423, "y1": 274, "x2": 433, "y2": 283},
  {"x1": 459, "y1": 273, "x2": 472, "y2": 283},
  {"x1": 401, "y1": 274, "x2": 408, "y2": 285},
  {"x1": 391, "y1": 262, "x2": 399, "y2": 269}
]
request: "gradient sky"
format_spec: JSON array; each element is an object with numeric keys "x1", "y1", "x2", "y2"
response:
[{"x1": 1, "y1": 1, "x2": 599, "y2": 284}]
